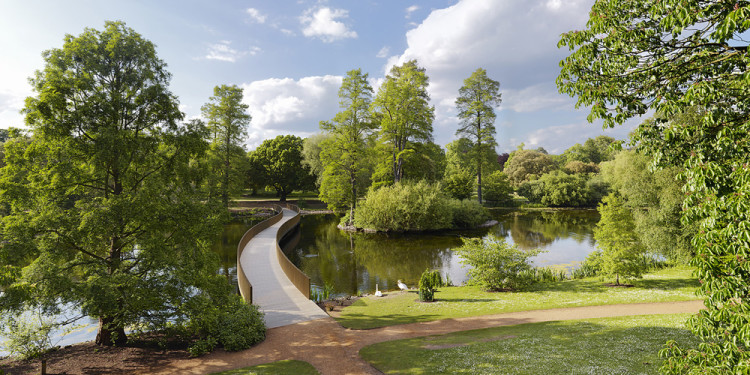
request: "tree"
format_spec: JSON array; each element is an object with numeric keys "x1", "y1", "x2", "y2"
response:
[
  {"x1": 454, "y1": 235, "x2": 543, "y2": 291},
  {"x1": 201, "y1": 85, "x2": 251, "y2": 208},
  {"x1": 558, "y1": 2, "x2": 750, "y2": 370},
  {"x1": 442, "y1": 169, "x2": 474, "y2": 200},
  {"x1": 445, "y1": 138, "x2": 499, "y2": 179},
  {"x1": 319, "y1": 69, "x2": 375, "y2": 224},
  {"x1": 301, "y1": 133, "x2": 332, "y2": 187},
  {"x1": 503, "y1": 149, "x2": 556, "y2": 186},
  {"x1": 372, "y1": 60, "x2": 434, "y2": 184},
  {"x1": 455, "y1": 68, "x2": 502, "y2": 204},
  {"x1": 0, "y1": 21, "x2": 228, "y2": 346},
  {"x1": 592, "y1": 193, "x2": 646, "y2": 285},
  {"x1": 253, "y1": 135, "x2": 314, "y2": 201},
  {"x1": 482, "y1": 170, "x2": 513, "y2": 205}
]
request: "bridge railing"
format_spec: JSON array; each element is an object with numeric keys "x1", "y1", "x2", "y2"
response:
[
  {"x1": 274, "y1": 204, "x2": 310, "y2": 299},
  {"x1": 235, "y1": 202, "x2": 310, "y2": 304}
]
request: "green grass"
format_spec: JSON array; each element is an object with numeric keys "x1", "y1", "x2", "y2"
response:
[
  {"x1": 360, "y1": 313, "x2": 700, "y2": 374},
  {"x1": 210, "y1": 360, "x2": 319, "y2": 375},
  {"x1": 338, "y1": 267, "x2": 698, "y2": 329}
]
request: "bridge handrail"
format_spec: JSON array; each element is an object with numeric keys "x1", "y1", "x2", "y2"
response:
[{"x1": 235, "y1": 203, "x2": 310, "y2": 304}]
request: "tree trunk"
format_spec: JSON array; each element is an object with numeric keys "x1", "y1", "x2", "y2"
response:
[
  {"x1": 95, "y1": 316, "x2": 127, "y2": 346},
  {"x1": 279, "y1": 190, "x2": 287, "y2": 202},
  {"x1": 350, "y1": 173, "x2": 357, "y2": 226},
  {"x1": 477, "y1": 164, "x2": 483, "y2": 204}
]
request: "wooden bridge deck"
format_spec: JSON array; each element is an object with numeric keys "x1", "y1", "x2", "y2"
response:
[{"x1": 238, "y1": 208, "x2": 329, "y2": 328}]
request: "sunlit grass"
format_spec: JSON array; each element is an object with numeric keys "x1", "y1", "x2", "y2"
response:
[
  {"x1": 210, "y1": 360, "x2": 319, "y2": 375},
  {"x1": 338, "y1": 267, "x2": 698, "y2": 329},
  {"x1": 360, "y1": 313, "x2": 700, "y2": 374}
]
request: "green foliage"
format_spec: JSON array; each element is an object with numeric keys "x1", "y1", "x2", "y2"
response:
[
  {"x1": 183, "y1": 287, "x2": 265, "y2": 356},
  {"x1": 560, "y1": 0, "x2": 750, "y2": 368},
  {"x1": 400, "y1": 142, "x2": 446, "y2": 183},
  {"x1": 518, "y1": 171, "x2": 601, "y2": 207},
  {"x1": 447, "y1": 198, "x2": 490, "y2": 229},
  {"x1": 0, "y1": 306, "x2": 57, "y2": 360},
  {"x1": 353, "y1": 181, "x2": 452, "y2": 232},
  {"x1": 252, "y1": 135, "x2": 315, "y2": 201},
  {"x1": 600, "y1": 150, "x2": 694, "y2": 264},
  {"x1": 503, "y1": 149, "x2": 556, "y2": 186},
  {"x1": 372, "y1": 60, "x2": 434, "y2": 183},
  {"x1": 560, "y1": 136, "x2": 617, "y2": 165},
  {"x1": 418, "y1": 269, "x2": 444, "y2": 302},
  {"x1": 318, "y1": 69, "x2": 376, "y2": 223},
  {"x1": 454, "y1": 235, "x2": 543, "y2": 291},
  {"x1": 201, "y1": 84, "x2": 251, "y2": 207},
  {"x1": 1, "y1": 21, "x2": 225, "y2": 346},
  {"x1": 594, "y1": 193, "x2": 646, "y2": 285},
  {"x1": 455, "y1": 68, "x2": 502, "y2": 203},
  {"x1": 301, "y1": 133, "x2": 331, "y2": 187},
  {"x1": 442, "y1": 169, "x2": 474, "y2": 200},
  {"x1": 482, "y1": 170, "x2": 513, "y2": 205},
  {"x1": 353, "y1": 181, "x2": 490, "y2": 232}
]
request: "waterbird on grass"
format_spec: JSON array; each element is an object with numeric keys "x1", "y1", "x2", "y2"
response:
[
  {"x1": 397, "y1": 280, "x2": 408, "y2": 291},
  {"x1": 374, "y1": 284, "x2": 382, "y2": 297}
]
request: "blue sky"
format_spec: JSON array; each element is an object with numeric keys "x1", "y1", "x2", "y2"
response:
[{"x1": 0, "y1": 0, "x2": 643, "y2": 153}]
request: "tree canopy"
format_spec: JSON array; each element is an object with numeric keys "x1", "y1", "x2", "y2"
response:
[
  {"x1": 0, "y1": 21, "x2": 229, "y2": 346},
  {"x1": 558, "y1": 1, "x2": 750, "y2": 371},
  {"x1": 455, "y1": 68, "x2": 502, "y2": 204},
  {"x1": 252, "y1": 134, "x2": 314, "y2": 201}
]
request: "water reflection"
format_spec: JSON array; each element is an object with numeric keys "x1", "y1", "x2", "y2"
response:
[
  {"x1": 210, "y1": 217, "x2": 264, "y2": 287},
  {"x1": 288, "y1": 209, "x2": 600, "y2": 296}
]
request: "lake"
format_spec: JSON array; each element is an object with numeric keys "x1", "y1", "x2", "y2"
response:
[{"x1": 285, "y1": 209, "x2": 599, "y2": 297}]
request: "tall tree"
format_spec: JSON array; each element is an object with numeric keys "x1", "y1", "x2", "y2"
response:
[
  {"x1": 558, "y1": 1, "x2": 750, "y2": 371},
  {"x1": 593, "y1": 193, "x2": 646, "y2": 285},
  {"x1": 0, "y1": 22, "x2": 224, "y2": 346},
  {"x1": 372, "y1": 60, "x2": 434, "y2": 184},
  {"x1": 201, "y1": 85, "x2": 251, "y2": 207},
  {"x1": 253, "y1": 135, "x2": 314, "y2": 201},
  {"x1": 319, "y1": 69, "x2": 375, "y2": 224},
  {"x1": 455, "y1": 68, "x2": 502, "y2": 204}
]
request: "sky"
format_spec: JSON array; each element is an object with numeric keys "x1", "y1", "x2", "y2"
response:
[{"x1": 0, "y1": 0, "x2": 645, "y2": 154}]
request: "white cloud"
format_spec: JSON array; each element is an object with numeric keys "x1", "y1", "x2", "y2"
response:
[
  {"x1": 205, "y1": 41, "x2": 245, "y2": 62},
  {"x1": 241, "y1": 75, "x2": 343, "y2": 148},
  {"x1": 376, "y1": 46, "x2": 390, "y2": 58},
  {"x1": 0, "y1": 90, "x2": 27, "y2": 128},
  {"x1": 519, "y1": 116, "x2": 641, "y2": 154},
  {"x1": 246, "y1": 8, "x2": 267, "y2": 24},
  {"x1": 384, "y1": 0, "x2": 596, "y2": 150},
  {"x1": 405, "y1": 5, "x2": 419, "y2": 18},
  {"x1": 300, "y1": 7, "x2": 358, "y2": 43},
  {"x1": 501, "y1": 83, "x2": 574, "y2": 113}
]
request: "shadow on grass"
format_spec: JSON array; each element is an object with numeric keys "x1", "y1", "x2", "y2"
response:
[
  {"x1": 336, "y1": 313, "x2": 442, "y2": 330},
  {"x1": 524, "y1": 277, "x2": 698, "y2": 294},
  {"x1": 361, "y1": 319, "x2": 699, "y2": 374}
]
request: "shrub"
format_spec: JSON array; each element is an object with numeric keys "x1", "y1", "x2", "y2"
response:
[
  {"x1": 442, "y1": 170, "x2": 474, "y2": 200},
  {"x1": 448, "y1": 199, "x2": 491, "y2": 229},
  {"x1": 454, "y1": 235, "x2": 544, "y2": 291},
  {"x1": 0, "y1": 306, "x2": 57, "y2": 360},
  {"x1": 482, "y1": 171, "x2": 513, "y2": 205},
  {"x1": 354, "y1": 181, "x2": 452, "y2": 231},
  {"x1": 418, "y1": 269, "x2": 444, "y2": 302}
]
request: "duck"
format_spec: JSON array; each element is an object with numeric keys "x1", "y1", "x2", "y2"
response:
[
  {"x1": 397, "y1": 279, "x2": 408, "y2": 291},
  {"x1": 374, "y1": 284, "x2": 383, "y2": 297}
]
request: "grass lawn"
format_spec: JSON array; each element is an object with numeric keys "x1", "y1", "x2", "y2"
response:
[
  {"x1": 360, "y1": 313, "x2": 700, "y2": 374},
  {"x1": 338, "y1": 267, "x2": 698, "y2": 329},
  {"x1": 210, "y1": 360, "x2": 319, "y2": 375}
]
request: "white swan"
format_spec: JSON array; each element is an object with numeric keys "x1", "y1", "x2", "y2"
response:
[
  {"x1": 374, "y1": 284, "x2": 383, "y2": 297},
  {"x1": 397, "y1": 279, "x2": 408, "y2": 291}
]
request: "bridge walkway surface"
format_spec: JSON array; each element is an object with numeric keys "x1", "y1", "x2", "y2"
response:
[{"x1": 239, "y1": 208, "x2": 330, "y2": 329}]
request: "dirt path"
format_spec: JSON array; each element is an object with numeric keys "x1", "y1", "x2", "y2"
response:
[{"x1": 143, "y1": 300, "x2": 703, "y2": 375}]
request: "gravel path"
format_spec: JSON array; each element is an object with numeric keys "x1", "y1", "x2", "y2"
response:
[{"x1": 143, "y1": 299, "x2": 703, "y2": 375}]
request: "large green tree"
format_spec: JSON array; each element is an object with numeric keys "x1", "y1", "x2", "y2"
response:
[
  {"x1": 201, "y1": 85, "x2": 251, "y2": 207},
  {"x1": 558, "y1": 1, "x2": 750, "y2": 371},
  {"x1": 503, "y1": 149, "x2": 556, "y2": 187},
  {"x1": 372, "y1": 60, "x2": 434, "y2": 184},
  {"x1": 593, "y1": 193, "x2": 646, "y2": 285},
  {"x1": 319, "y1": 69, "x2": 375, "y2": 223},
  {"x1": 0, "y1": 22, "x2": 226, "y2": 346},
  {"x1": 455, "y1": 68, "x2": 502, "y2": 204},
  {"x1": 252, "y1": 135, "x2": 314, "y2": 201}
]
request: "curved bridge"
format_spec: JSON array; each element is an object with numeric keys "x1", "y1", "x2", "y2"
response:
[{"x1": 236, "y1": 204, "x2": 329, "y2": 328}]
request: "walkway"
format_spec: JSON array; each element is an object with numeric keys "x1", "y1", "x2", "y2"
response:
[
  {"x1": 238, "y1": 208, "x2": 329, "y2": 328},
  {"x1": 146, "y1": 299, "x2": 704, "y2": 375}
]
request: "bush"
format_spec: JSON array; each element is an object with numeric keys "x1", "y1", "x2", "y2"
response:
[
  {"x1": 454, "y1": 235, "x2": 544, "y2": 291},
  {"x1": 442, "y1": 170, "x2": 474, "y2": 200},
  {"x1": 0, "y1": 306, "x2": 57, "y2": 360},
  {"x1": 482, "y1": 171, "x2": 513, "y2": 205},
  {"x1": 418, "y1": 269, "x2": 444, "y2": 302},
  {"x1": 448, "y1": 199, "x2": 491, "y2": 229},
  {"x1": 354, "y1": 181, "x2": 450, "y2": 232}
]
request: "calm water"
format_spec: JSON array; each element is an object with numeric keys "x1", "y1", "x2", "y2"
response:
[{"x1": 286, "y1": 209, "x2": 599, "y2": 296}]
